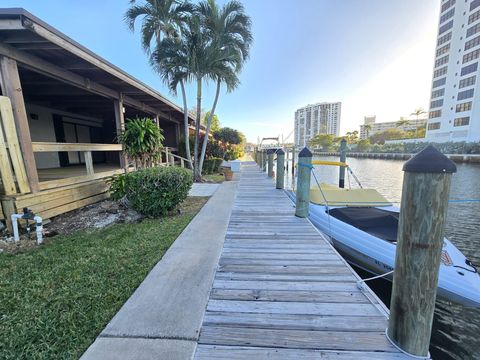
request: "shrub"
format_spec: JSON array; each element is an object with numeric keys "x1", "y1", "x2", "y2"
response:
[
  {"x1": 110, "y1": 167, "x2": 193, "y2": 217},
  {"x1": 202, "y1": 157, "x2": 223, "y2": 174}
]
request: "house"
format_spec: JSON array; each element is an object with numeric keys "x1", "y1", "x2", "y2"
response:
[{"x1": 0, "y1": 8, "x2": 193, "y2": 229}]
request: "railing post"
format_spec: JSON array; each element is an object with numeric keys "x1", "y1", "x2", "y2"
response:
[
  {"x1": 339, "y1": 138, "x2": 347, "y2": 188},
  {"x1": 387, "y1": 145, "x2": 456, "y2": 357},
  {"x1": 267, "y1": 150, "x2": 274, "y2": 177},
  {"x1": 295, "y1": 147, "x2": 312, "y2": 218},
  {"x1": 180, "y1": 158, "x2": 185, "y2": 168},
  {"x1": 276, "y1": 149, "x2": 285, "y2": 189},
  {"x1": 165, "y1": 147, "x2": 170, "y2": 166},
  {"x1": 84, "y1": 151, "x2": 94, "y2": 176},
  {"x1": 291, "y1": 147, "x2": 295, "y2": 176}
]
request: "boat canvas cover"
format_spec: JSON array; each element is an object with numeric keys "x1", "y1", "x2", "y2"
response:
[
  {"x1": 329, "y1": 207, "x2": 399, "y2": 242},
  {"x1": 309, "y1": 185, "x2": 391, "y2": 207}
]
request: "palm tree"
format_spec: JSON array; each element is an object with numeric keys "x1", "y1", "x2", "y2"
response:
[
  {"x1": 396, "y1": 117, "x2": 410, "y2": 129},
  {"x1": 125, "y1": 0, "x2": 194, "y2": 53},
  {"x1": 410, "y1": 107, "x2": 427, "y2": 138},
  {"x1": 363, "y1": 124, "x2": 372, "y2": 139},
  {"x1": 125, "y1": 0, "x2": 194, "y2": 167},
  {"x1": 196, "y1": 0, "x2": 252, "y2": 176}
]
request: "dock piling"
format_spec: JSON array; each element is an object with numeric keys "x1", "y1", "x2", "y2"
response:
[
  {"x1": 267, "y1": 150, "x2": 274, "y2": 177},
  {"x1": 262, "y1": 150, "x2": 267, "y2": 171},
  {"x1": 387, "y1": 145, "x2": 456, "y2": 357},
  {"x1": 291, "y1": 147, "x2": 295, "y2": 176},
  {"x1": 295, "y1": 147, "x2": 312, "y2": 218},
  {"x1": 339, "y1": 139, "x2": 347, "y2": 188},
  {"x1": 276, "y1": 149, "x2": 285, "y2": 189}
]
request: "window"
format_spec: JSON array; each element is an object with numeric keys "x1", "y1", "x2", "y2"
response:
[
  {"x1": 456, "y1": 101, "x2": 472, "y2": 112},
  {"x1": 428, "y1": 122, "x2": 441, "y2": 130},
  {"x1": 435, "y1": 55, "x2": 449, "y2": 67},
  {"x1": 441, "y1": 8, "x2": 455, "y2": 23},
  {"x1": 454, "y1": 117, "x2": 470, "y2": 126},
  {"x1": 457, "y1": 88, "x2": 475, "y2": 100},
  {"x1": 432, "y1": 77, "x2": 446, "y2": 88},
  {"x1": 434, "y1": 66, "x2": 448, "y2": 78},
  {"x1": 472, "y1": 0, "x2": 480, "y2": 12},
  {"x1": 469, "y1": 9, "x2": 480, "y2": 24},
  {"x1": 439, "y1": 20, "x2": 454, "y2": 35},
  {"x1": 436, "y1": 44, "x2": 450, "y2": 57},
  {"x1": 442, "y1": 0, "x2": 455, "y2": 12},
  {"x1": 459, "y1": 75, "x2": 476, "y2": 88},
  {"x1": 432, "y1": 88, "x2": 445, "y2": 98},
  {"x1": 460, "y1": 62, "x2": 478, "y2": 76},
  {"x1": 463, "y1": 48, "x2": 480, "y2": 63},
  {"x1": 438, "y1": 32, "x2": 452, "y2": 46},
  {"x1": 467, "y1": 23, "x2": 480, "y2": 37},
  {"x1": 465, "y1": 35, "x2": 480, "y2": 50},
  {"x1": 430, "y1": 99, "x2": 444, "y2": 108},
  {"x1": 429, "y1": 110, "x2": 442, "y2": 119}
]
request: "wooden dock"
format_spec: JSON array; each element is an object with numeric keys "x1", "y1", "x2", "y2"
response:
[{"x1": 194, "y1": 162, "x2": 409, "y2": 359}]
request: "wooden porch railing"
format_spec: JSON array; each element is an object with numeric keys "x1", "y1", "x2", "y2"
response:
[{"x1": 162, "y1": 147, "x2": 192, "y2": 169}]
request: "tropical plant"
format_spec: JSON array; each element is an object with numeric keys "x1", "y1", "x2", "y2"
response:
[
  {"x1": 125, "y1": 0, "x2": 194, "y2": 168},
  {"x1": 214, "y1": 127, "x2": 243, "y2": 144},
  {"x1": 363, "y1": 124, "x2": 372, "y2": 139},
  {"x1": 309, "y1": 134, "x2": 334, "y2": 149},
  {"x1": 118, "y1": 117, "x2": 164, "y2": 168},
  {"x1": 125, "y1": 0, "x2": 194, "y2": 52},
  {"x1": 196, "y1": 0, "x2": 253, "y2": 178},
  {"x1": 202, "y1": 111, "x2": 221, "y2": 132},
  {"x1": 395, "y1": 117, "x2": 410, "y2": 128}
]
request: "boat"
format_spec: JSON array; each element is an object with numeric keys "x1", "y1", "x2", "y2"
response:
[{"x1": 286, "y1": 161, "x2": 480, "y2": 307}]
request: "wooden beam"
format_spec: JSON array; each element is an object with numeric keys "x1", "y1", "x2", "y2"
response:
[
  {"x1": 0, "y1": 18, "x2": 26, "y2": 31},
  {"x1": 0, "y1": 108, "x2": 16, "y2": 195},
  {"x1": 114, "y1": 99, "x2": 127, "y2": 170},
  {"x1": 0, "y1": 56, "x2": 39, "y2": 193},
  {"x1": 32, "y1": 142, "x2": 122, "y2": 152},
  {"x1": 0, "y1": 96, "x2": 30, "y2": 193},
  {"x1": 23, "y1": 17, "x2": 184, "y2": 114},
  {"x1": 0, "y1": 42, "x2": 169, "y2": 117},
  {"x1": 39, "y1": 169, "x2": 124, "y2": 191}
]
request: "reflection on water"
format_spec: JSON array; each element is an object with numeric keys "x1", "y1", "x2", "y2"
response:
[{"x1": 281, "y1": 155, "x2": 480, "y2": 360}]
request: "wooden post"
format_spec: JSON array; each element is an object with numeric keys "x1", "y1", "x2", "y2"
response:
[
  {"x1": 387, "y1": 145, "x2": 456, "y2": 357},
  {"x1": 114, "y1": 98, "x2": 127, "y2": 171},
  {"x1": 267, "y1": 150, "x2": 274, "y2": 177},
  {"x1": 1, "y1": 198, "x2": 16, "y2": 233},
  {"x1": 84, "y1": 151, "x2": 94, "y2": 176},
  {"x1": 291, "y1": 147, "x2": 295, "y2": 176},
  {"x1": 262, "y1": 150, "x2": 267, "y2": 171},
  {"x1": 285, "y1": 148, "x2": 289, "y2": 172},
  {"x1": 0, "y1": 56, "x2": 39, "y2": 193},
  {"x1": 339, "y1": 138, "x2": 347, "y2": 188},
  {"x1": 276, "y1": 149, "x2": 285, "y2": 189},
  {"x1": 295, "y1": 147, "x2": 312, "y2": 218},
  {"x1": 165, "y1": 147, "x2": 170, "y2": 166}
]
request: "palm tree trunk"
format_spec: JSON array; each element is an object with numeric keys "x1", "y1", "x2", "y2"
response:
[
  {"x1": 193, "y1": 77, "x2": 202, "y2": 181},
  {"x1": 198, "y1": 79, "x2": 221, "y2": 175},
  {"x1": 180, "y1": 80, "x2": 193, "y2": 169}
]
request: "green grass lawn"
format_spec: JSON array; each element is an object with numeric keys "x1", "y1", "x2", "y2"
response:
[
  {"x1": 0, "y1": 197, "x2": 208, "y2": 360},
  {"x1": 203, "y1": 173, "x2": 225, "y2": 183}
]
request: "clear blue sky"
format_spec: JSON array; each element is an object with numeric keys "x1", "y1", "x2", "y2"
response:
[{"x1": 2, "y1": 0, "x2": 439, "y2": 142}]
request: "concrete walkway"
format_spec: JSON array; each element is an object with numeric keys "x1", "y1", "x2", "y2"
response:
[
  {"x1": 81, "y1": 179, "x2": 238, "y2": 360},
  {"x1": 188, "y1": 183, "x2": 220, "y2": 197}
]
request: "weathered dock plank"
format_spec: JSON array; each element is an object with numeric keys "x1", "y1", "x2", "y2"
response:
[{"x1": 193, "y1": 162, "x2": 407, "y2": 359}]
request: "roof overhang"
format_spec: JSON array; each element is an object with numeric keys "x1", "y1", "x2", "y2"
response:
[{"x1": 0, "y1": 8, "x2": 194, "y2": 123}]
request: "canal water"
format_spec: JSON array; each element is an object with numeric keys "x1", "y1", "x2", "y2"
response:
[{"x1": 281, "y1": 155, "x2": 480, "y2": 360}]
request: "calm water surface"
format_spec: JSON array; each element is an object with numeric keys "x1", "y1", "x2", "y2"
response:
[{"x1": 282, "y1": 156, "x2": 480, "y2": 360}]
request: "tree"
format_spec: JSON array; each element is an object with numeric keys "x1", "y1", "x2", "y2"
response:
[
  {"x1": 214, "y1": 127, "x2": 243, "y2": 144},
  {"x1": 125, "y1": 0, "x2": 194, "y2": 168},
  {"x1": 356, "y1": 139, "x2": 371, "y2": 152},
  {"x1": 125, "y1": 0, "x2": 194, "y2": 52},
  {"x1": 410, "y1": 108, "x2": 427, "y2": 137},
  {"x1": 309, "y1": 134, "x2": 333, "y2": 149},
  {"x1": 369, "y1": 128, "x2": 407, "y2": 145},
  {"x1": 363, "y1": 124, "x2": 372, "y2": 139},
  {"x1": 197, "y1": 0, "x2": 253, "y2": 177},
  {"x1": 202, "y1": 111, "x2": 220, "y2": 132},
  {"x1": 396, "y1": 116, "x2": 410, "y2": 128}
]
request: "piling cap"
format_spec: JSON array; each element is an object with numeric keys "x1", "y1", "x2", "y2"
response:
[
  {"x1": 403, "y1": 145, "x2": 457, "y2": 173},
  {"x1": 299, "y1": 147, "x2": 312, "y2": 158},
  {"x1": 277, "y1": 149, "x2": 285, "y2": 155},
  {"x1": 267, "y1": 149, "x2": 275, "y2": 155}
]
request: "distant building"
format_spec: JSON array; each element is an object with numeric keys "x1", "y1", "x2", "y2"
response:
[
  {"x1": 294, "y1": 102, "x2": 341, "y2": 148},
  {"x1": 359, "y1": 117, "x2": 427, "y2": 140},
  {"x1": 425, "y1": 0, "x2": 480, "y2": 142}
]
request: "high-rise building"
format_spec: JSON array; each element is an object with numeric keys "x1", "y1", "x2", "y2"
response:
[
  {"x1": 294, "y1": 102, "x2": 341, "y2": 148},
  {"x1": 359, "y1": 116, "x2": 427, "y2": 140},
  {"x1": 426, "y1": 0, "x2": 480, "y2": 142}
]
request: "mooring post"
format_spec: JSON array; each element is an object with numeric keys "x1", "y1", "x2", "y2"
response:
[
  {"x1": 276, "y1": 149, "x2": 285, "y2": 189},
  {"x1": 267, "y1": 150, "x2": 274, "y2": 177},
  {"x1": 295, "y1": 147, "x2": 312, "y2": 218},
  {"x1": 285, "y1": 148, "x2": 289, "y2": 172},
  {"x1": 262, "y1": 150, "x2": 267, "y2": 171},
  {"x1": 259, "y1": 149, "x2": 263, "y2": 169},
  {"x1": 339, "y1": 138, "x2": 347, "y2": 188},
  {"x1": 387, "y1": 145, "x2": 456, "y2": 357},
  {"x1": 291, "y1": 147, "x2": 296, "y2": 176}
]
